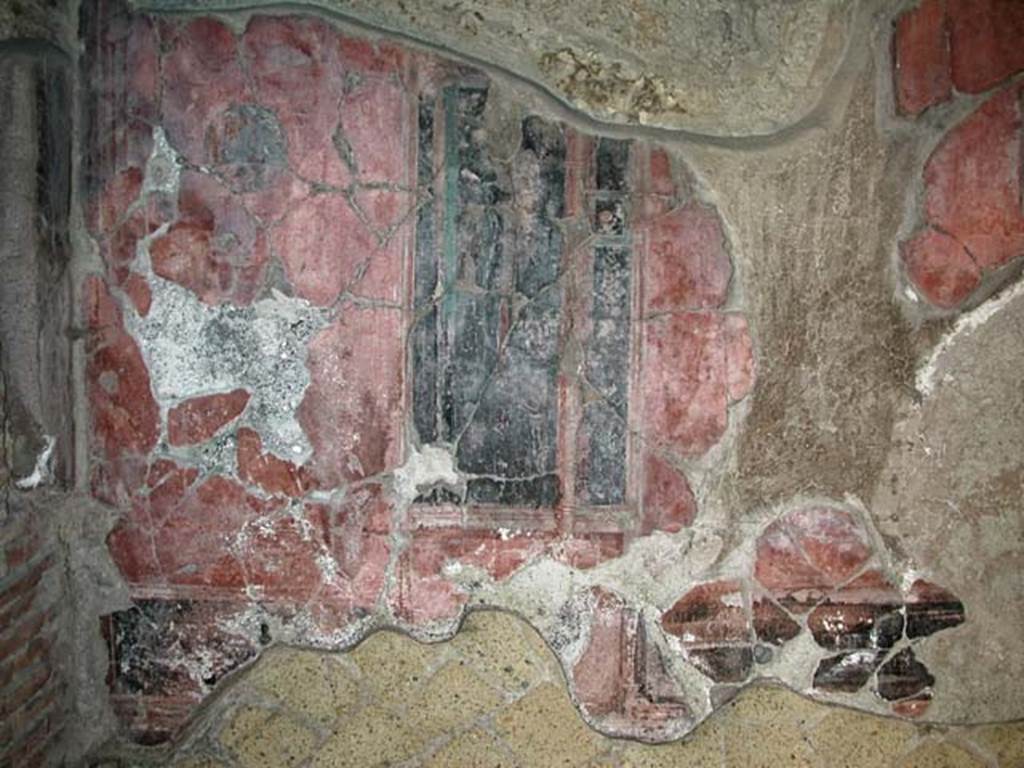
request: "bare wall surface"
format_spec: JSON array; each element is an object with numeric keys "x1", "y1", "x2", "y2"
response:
[{"x1": 129, "y1": 0, "x2": 857, "y2": 138}]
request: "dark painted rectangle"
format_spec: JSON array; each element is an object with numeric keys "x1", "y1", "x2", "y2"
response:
[{"x1": 596, "y1": 137, "x2": 629, "y2": 192}]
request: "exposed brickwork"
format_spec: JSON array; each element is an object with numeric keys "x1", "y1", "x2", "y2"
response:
[
  {"x1": 0, "y1": 510, "x2": 68, "y2": 768},
  {"x1": 0, "y1": 32, "x2": 75, "y2": 765}
]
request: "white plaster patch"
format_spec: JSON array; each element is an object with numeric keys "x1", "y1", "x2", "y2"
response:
[
  {"x1": 720, "y1": 592, "x2": 744, "y2": 608},
  {"x1": 142, "y1": 127, "x2": 180, "y2": 198},
  {"x1": 316, "y1": 552, "x2": 339, "y2": 581},
  {"x1": 916, "y1": 279, "x2": 1024, "y2": 398},
  {"x1": 394, "y1": 443, "x2": 461, "y2": 502},
  {"x1": 14, "y1": 434, "x2": 55, "y2": 489},
  {"x1": 127, "y1": 280, "x2": 328, "y2": 460}
]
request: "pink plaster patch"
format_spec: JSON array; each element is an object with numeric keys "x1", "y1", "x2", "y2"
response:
[
  {"x1": 894, "y1": 2, "x2": 1024, "y2": 308},
  {"x1": 785, "y1": 507, "x2": 871, "y2": 584},
  {"x1": 572, "y1": 588, "x2": 689, "y2": 738},
  {"x1": 243, "y1": 16, "x2": 342, "y2": 104},
  {"x1": 236, "y1": 428, "x2": 318, "y2": 498},
  {"x1": 122, "y1": 272, "x2": 152, "y2": 317},
  {"x1": 893, "y1": 0, "x2": 952, "y2": 116},
  {"x1": 894, "y1": 0, "x2": 1024, "y2": 116},
  {"x1": 298, "y1": 308, "x2": 404, "y2": 488},
  {"x1": 102, "y1": 196, "x2": 176, "y2": 280},
  {"x1": 161, "y1": 18, "x2": 247, "y2": 166},
  {"x1": 339, "y1": 77, "x2": 410, "y2": 184},
  {"x1": 922, "y1": 84, "x2": 1024, "y2": 271},
  {"x1": 640, "y1": 452, "x2": 697, "y2": 534},
  {"x1": 323, "y1": 484, "x2": 391, "y2": 577},
  {"x1": 235, "y1": 508, "x2": 329, "y2": 603},
  {"x1": 641, "y1": 312, "x2": 728, "y2": 456},
  {"x1": 553, "y1": 534, "x2": 625, "y2": 571},
  {"x1": 353, "y1": 187, "x2": 414, "y2": 236},
  {"x1": 901, "y1": 228, "x2": 982, "y2": 308},
  {"x1": 154, "y1": 476, "x2": 276, "y2": 591},
  {"x1": 642, "y1": 204, "x2": 731, "y2": 313},
  {"x1": 574, "y1": 589, "x2": 633, "y2": 716},
  {"x1": 85, "y1": 278, "x2": 160, "y2": 463},
  {"x1": 339, "y1": 36, "x2": 406, "y2": 75},
  {"x1": 243, "y1": 15, "x2": 350, "y2": 188},
  {"x1": 88, "y1": 167, "x2": 143, "y2": 235},
  {"x1": 240, "y1": 172, "x2": 310, "y2": 226},
  {"x1": 311, "y1": 489, "x2": 391, "y2": 626},
  {"x1": 754, "y1": 518, "x2": 836, "y2": 612},
  {"x1": 84, "y1": 5, "x2": 159, "y2": 213},
  {"x1": 754, "y1": 506, "x2": 872, "y2": 612},
  {"x1": 271, "y1": 192, "x2": 379, "y2": 306},
  {"x1": 948, "y1": 0, "x2": 1024, "y2": 94},
  {"x1": 646, "y1": 147, "x2": 679, "y2": 198},
  {"x1": 391, "y1": 533, "x2": 468, "y2": 625}
]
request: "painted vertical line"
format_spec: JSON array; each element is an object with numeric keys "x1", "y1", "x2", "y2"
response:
[
  {"x1": 439, "y1": 85, "x2": 460, "y2": 443},
  {"x1": 1018, "y1": 90, "x2": 1024, "y2": 216},
  {"x1": 441, "y1": 87, "x2": 460, "y2": 321},
  {"x1": 628, "y1": 144, "x2": 649, "y2": 517},
  {"x1": 412, "y1": 92, "x2": 438, "y2": 444},
  {"x1": 556, "y1": 127, "x2": 583, "y2": 532}
]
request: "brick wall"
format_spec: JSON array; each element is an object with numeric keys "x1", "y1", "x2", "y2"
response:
[{"x1": 0, "y1": 506, "x2": 67, "y2": 768}]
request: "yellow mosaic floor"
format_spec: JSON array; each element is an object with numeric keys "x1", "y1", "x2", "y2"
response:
[{"x1": 160, "y1": 612, "x2": 1023, "y2": 768}]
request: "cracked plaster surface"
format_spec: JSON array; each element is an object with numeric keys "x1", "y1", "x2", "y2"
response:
[{"x1": 77, "y1": 0, "x2": 1024, "y2": 751}]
